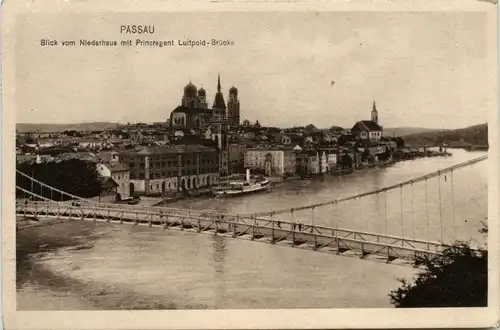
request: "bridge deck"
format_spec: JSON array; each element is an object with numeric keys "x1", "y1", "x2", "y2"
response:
[{"x1": 17, "y1": 201, "x2": 446, "y2": 265}]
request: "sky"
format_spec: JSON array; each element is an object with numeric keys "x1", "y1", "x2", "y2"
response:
[{"x1": 14, "y1": 11, "x2": 495, "y2": 129}]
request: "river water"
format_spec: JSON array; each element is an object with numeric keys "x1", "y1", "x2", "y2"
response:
[{"x1": 16, "y1": 149, "x2": 487, "y2": 310}]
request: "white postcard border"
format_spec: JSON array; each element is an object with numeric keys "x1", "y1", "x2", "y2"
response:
[{"x1": 2, "y1": 1, "x2": 499, "y2": 329}]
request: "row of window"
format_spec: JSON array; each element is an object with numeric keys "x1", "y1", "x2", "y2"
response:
[
  {"x1": 131, "y1": 168, "x2": 219, "y2": 180},
  {"x1": 150, "y1": 169, "x2": 206, "y2": 179},
  {"x1": 113, "y1": 174, "x2": 129, "y2": 181},
  {"x1": 360, "y1": 131, "x2": 382, "y2": 137},
  {"x1": 128, "y1": 159, "x2": 217, "y2": 169},
  {"x1": 148, "y1": 175, "x2": 218, "y2": 192}
]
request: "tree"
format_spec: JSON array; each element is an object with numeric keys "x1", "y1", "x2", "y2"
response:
[
  {"x1": 16, "y1": 159, "x2": 102, "y2": 200},
  {"x1": 403, "y1": 124, "x2": 487, "y2": 147},
  {"x1": 304, "y1": 124, "x2": 318, "y2": 133},
  {"x1": 389, "y1": 241, "x2": 487, "y2": 308},
  {"x1": 338, "y1": 153, "x2": 353, "y2": 169},
  {"x1": 242, "y1": 119, "x2": 251, "y2": 128},
  {"x1": 25, "y1": 136, "x2": 36, "y2": 144},
  {"x1": 397, "y1": 137, "x2": 405, "y2": 149},
  {"x1": 330, "y1": 125, "x2": 344, "y2": 134}
]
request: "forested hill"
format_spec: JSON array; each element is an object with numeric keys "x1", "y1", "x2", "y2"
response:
[
  {"x1": 403, "y1": 123, "x2": 488, "y2": 147},
  {"x1": 383, "y1": 127, "x2": 442, "y2": 137}
]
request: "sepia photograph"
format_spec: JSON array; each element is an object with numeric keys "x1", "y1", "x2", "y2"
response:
[{"x1": 2, "y1": 1, "x2": 499, "y2": 329}]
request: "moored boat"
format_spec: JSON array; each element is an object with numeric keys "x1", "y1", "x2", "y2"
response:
[{"x1": 212, "y1": 169, "x2": 271, "y2": 197}]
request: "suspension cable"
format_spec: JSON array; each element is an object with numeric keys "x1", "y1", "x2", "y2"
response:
[
  {"x1": 425, "y1": 178, "x2": 429, "y2": 242},
  {"x1": 358, "y1": 196, "x2": 362, "y2": 226},
  {"x1": 17, "y1": 169, "x2": 246, "y2": 220},
  {"x1": 248, "y1": 155, "x2": 487, "y2": 217},
  {"x1": 438, "y1": 172, "x2": 444, "y2": 243},
  {"x1": 30, "y1": 167, "x2": 34, "y2": 195},
  {"x1": 384, "y1": 189, "x2": 388, "y2": 237},
  {"x1": 333, "y1": 201, "x2": 337, "y2": 232},
  {"x1": 331, "y1": 202, "x2": 335, "y2": 233},
  {"x1": 451, "y1": 170, "x2": 456, "y2": 234},
  {"x1": 411, "y1": 181, "x2": 415, "y2": 240},
  {"x1": 17, "y1": 169, "x2": 93, "y2": 203},
  {"x1": 400, "y1": 185, "x2": 404, "y2": 244}
]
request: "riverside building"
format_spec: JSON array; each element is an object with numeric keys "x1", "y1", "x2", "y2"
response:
[{"x1": 119, "y1": 144, "x2": 220, "y2": 196}]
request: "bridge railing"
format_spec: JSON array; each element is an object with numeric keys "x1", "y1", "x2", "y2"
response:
[
  {"x1": 16, "y1": 200, "x2": 447, "y2": 254},
  {"x1": 15, "y1": 184, "x2": 258, "y2": 222},
  {"x1": 17, "y1": 170, "x2": 220, "y2": 215}
]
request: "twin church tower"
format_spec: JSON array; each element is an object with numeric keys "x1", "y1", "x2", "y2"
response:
[
  {"x1": 169, "y1": 74, "x2": 240, "y2": 176},
  {"x1": 171, "y1": 74, "x2": 241, "y2": 129}
]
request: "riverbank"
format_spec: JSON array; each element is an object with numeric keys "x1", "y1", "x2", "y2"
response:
[{"x1": 145, "y1": 149, "x2": 453, "y2": 206}]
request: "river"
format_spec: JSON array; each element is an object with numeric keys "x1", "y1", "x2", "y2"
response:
[{"x1": 16, "y1": 149, "x2": 487, "y2": 310}]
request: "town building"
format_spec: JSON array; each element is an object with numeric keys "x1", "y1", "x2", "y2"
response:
[
  {"x1": 318, "y1": 150, "x2": 328, "y2": 174},
  {"x1": 295, "y1": 149, "x2": 319, "y2": 176},
  {"x1": 96, "y1": 152, "x2": 131, "y2": 200},
  {"x1": 326, "y1": 151, "x2": 338, "y2": 171},
  {"x1": 77, "y1": 138, "x2": 112, "y2": 150},
  {"x1": 98, "y1": 177, "x2": 119, "y2": 202},
  {"x1": 55, "y1": 152, "x2": 97, "y2": 162},
  {"x1": 281, "y1": 133, "x2": 305, "y2": 146},
  {"x1": 228, "y1": 142, "x2": 247, "y2": 174},
  {"x1": 119, "y1": 144, "x2": 219, "y2": 196},
  {"x1": 16, "y1": 154, "x2": 54, "y2": 164},
  {"x1": 244, "y1": 147, "x2": 296, "y2": 176},
  {"x1": 351, "y1": 100, "x2": 383, "y2": 144}
]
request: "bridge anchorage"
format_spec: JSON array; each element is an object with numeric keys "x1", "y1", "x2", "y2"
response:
[{"x1": 16, "y1": 155, "x2": 487, "y2": 267}]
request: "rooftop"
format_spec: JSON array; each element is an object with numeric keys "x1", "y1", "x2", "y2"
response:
[
  {"x1": 102, "y1": 162, "x2": 129, "y2": 172},
  {"x1": 354, "y1": 120, "x2": 383, "y2": 131},
  {"x1": 98, "y1": 176, "x2": 118, "y2": 188},
  {"x1": 122, "y1": 144, "x2": 217, "y2": 156},
  {"x1": 172, "y1": 106, "x2": 213, "y2": 115}
]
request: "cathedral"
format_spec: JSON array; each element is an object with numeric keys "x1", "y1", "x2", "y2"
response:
[
  {"x1": 169, "y1": 75, "x2": 240, "y2": 176},
  {"x1": 169, "y1": 74, "x2": 241, "y2": 130}
]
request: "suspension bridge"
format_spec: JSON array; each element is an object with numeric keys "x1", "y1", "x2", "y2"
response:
[{"x1": 15, "y1": 155, "x2": 487, "y2": 266}]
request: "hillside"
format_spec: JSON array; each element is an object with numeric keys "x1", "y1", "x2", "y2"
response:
[
  {"x1": 17, "y1": 122, "x2": 119, "y2": 133},
  {"x1": 383, "y1": 127, "x2": 443, "y2": 137},
  {"x1": 402, "y1": 123, "x2": 488, "y2": 147}
]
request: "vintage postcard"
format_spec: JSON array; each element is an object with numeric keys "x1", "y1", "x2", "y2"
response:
[{"x1": 2, "y1": 0, "x2": 499, "y2": 329}]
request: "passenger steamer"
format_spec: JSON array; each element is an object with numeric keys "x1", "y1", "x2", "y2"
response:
[{"x1": 212, "y1": 170, "x2": 271, "y2": 197}]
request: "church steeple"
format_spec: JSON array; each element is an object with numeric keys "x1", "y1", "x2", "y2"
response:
[
  {"x1": 371, "y1": 99, "x2": 379, "y2": 125},
  {"x1": 213, "y1": 73, "x2": 226, "y2": 110}
]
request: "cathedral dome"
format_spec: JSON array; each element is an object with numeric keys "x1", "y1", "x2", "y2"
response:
[
  {"x1": 198, "y1": 88, "x2": 206, "y2": 97},
  {"x1": 184, "y1": 82, "x2": 198, "y2": 98},
  {"x1": 229, "y1": 86, "x2": 238, "y2": 95}
]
